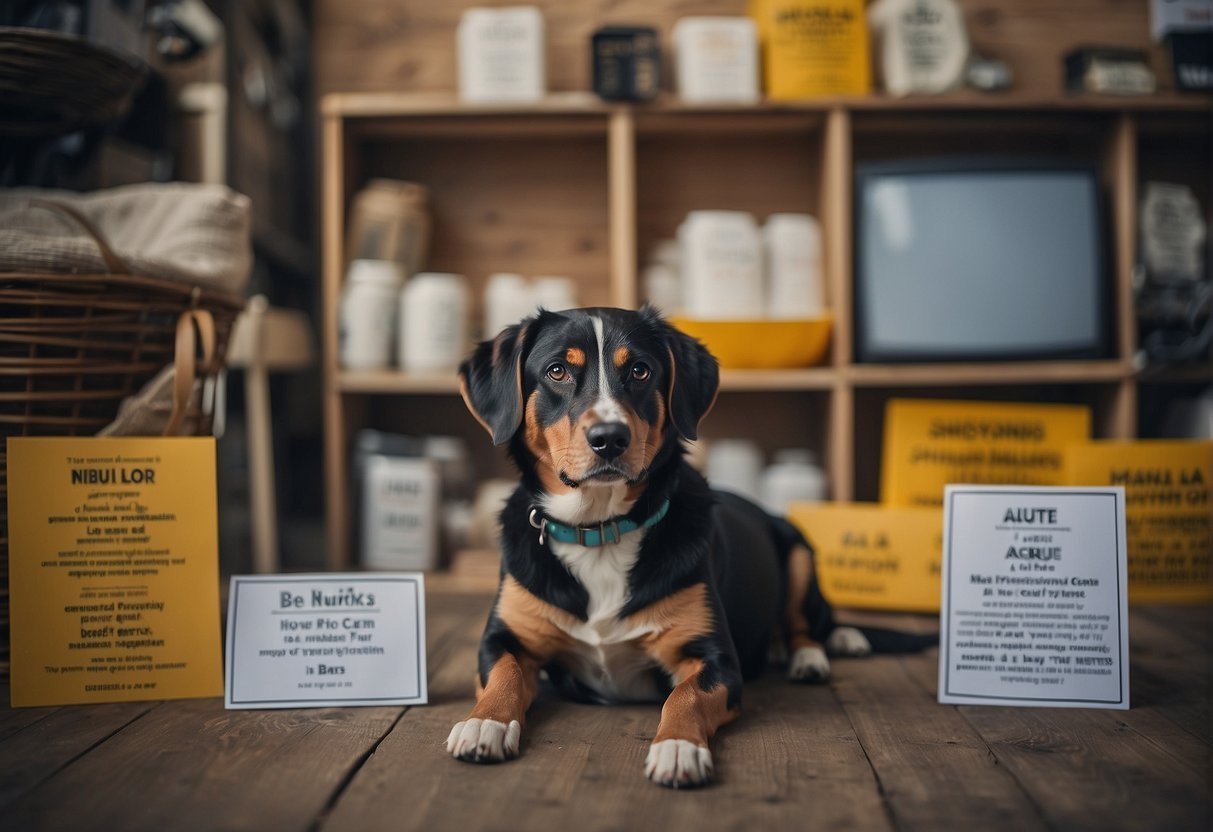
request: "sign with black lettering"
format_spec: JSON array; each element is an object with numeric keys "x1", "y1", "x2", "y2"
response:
[
  {"x1": 225, "y1": 574, "x2": 427, "y2": 709},
  {"x1": 938, "y1": 485, "x2": 1129, "y2": 709}
]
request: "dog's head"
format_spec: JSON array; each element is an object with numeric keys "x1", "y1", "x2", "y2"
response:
[{"x1": 459, "y1": 306, "x2": 718, "y2": 495}]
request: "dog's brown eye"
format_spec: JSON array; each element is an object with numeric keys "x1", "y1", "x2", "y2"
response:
[
  {"x1": 631, "y1": 362, "x2": 651, "y2": 382},
  {"x1": 546, "y1": 363, "x2": 569, "y2": 382}
]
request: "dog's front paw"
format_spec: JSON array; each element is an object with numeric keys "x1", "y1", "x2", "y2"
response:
[
  {"x1": 445, "y1": 718, "x2": 521, "y2": 763},
  {"x1": 788, "y1": 644, "x2": 830, "y2": 683},
  {"x1": 827, "y1": 626, "x2": 873, "y2": 657},
  {"x1": 645, "y1": 739, "x2": 713, "y2": 788}
]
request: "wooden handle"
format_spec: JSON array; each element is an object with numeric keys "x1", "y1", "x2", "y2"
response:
[
  {"x1": 164, "y1": 309, "x2": 216, "y2": 436},
  {"x1": 28, "y1": 199, "x2": 131, "y2": 276}
]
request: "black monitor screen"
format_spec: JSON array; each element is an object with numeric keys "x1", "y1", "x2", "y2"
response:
[{"x1": 855, "y1": 160, "x2": 1108, "y2": 362}]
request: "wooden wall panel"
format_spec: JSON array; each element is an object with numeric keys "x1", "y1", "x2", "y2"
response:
[{"x1": 313, "y1": 1, "x2": 1173, "y2": 98}]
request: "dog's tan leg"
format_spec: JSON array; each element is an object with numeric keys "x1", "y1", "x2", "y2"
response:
[
  {"x1": 785, "y1": 544, "x2": 832, "y2": 683},
  {"x1": 446, "y1": 651, "x2": 539, "y2": 763},
  {"x1": 645, "y1": 659, "x2": 739, "y2": 788}
]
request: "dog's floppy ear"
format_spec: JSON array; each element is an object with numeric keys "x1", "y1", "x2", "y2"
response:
[
  {"x1": 643, "y1": 305, "x2": 719, "y2": 441},
  {"x1": 459, "y1": 321, "x2": 531, "y2": 445}
]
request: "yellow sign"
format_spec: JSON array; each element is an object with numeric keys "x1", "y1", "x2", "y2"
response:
[
  {"x1": 882, "y1": 399, "x2": 1091, "y2": 508},
  {"x1": 1066, "y1": 440, "x2": 1212, "y2": 604},
  {"x1": 751, "y1": 0, "x2": 872, "y2": 98},
  {"x1": 8, "y1": 437, "x2": 223, "y2": 707},
  {"x1": 790, "y1": 502, "x2": 942, "y2": 612}
]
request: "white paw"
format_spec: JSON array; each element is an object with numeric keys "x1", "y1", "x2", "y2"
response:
[
  {"x1": 827, "y1": 626, "x2": 872, "y2": 657},
  {"x1": 645, "y1": 739, "x2": 714, "y2": 788},
  {"x1": 788, "y1": 645, "x2": 831, "y2": 683},
  {"x1": 445, "y1": 718, "x2": 521, "y2": 763}
]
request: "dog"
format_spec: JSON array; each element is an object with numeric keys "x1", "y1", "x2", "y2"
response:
[{"x1": 448, "y1": 306, "x2": 929, "y2": 788}]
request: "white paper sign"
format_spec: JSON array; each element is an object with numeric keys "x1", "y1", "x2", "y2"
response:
[
  {"x1": 225, "y1": 574, "x2": 427, "y2": 709},
  {"x1": 938, "y1": 486, "x2": 1129, "y2": 709}
]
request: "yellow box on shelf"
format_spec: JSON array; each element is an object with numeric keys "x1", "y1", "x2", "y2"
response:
[
  {"x1": 750, "y1": 0, "x2": 872, "y2": 98},
  {"x1": 1066, "y1": 439, "x2": 1212, "y2": 604},
  {"x1": 881, "y1": 399, "x2": 1092, "y2": 509},
  {"x1": 790, "y1": 502, "x2": 942, "y2": 612},
  {"x1": 669, "y1": 316, "x2": 831, "y2": 369}
]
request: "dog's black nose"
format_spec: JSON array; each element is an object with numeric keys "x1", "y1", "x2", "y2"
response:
[{"x1": 586, "y1": 422, "x2": 631, "y2": 460}]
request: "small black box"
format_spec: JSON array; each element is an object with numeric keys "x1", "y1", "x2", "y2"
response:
[
  {"x1": 592, "y1": 26, "x2": 661, "y2": 102},
  {"x1": 1167, "y1": 32, "x2": 1212, "y2": 91}
]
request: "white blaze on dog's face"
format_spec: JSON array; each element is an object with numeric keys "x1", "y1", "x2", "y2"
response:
[
  {"x1": 459, "y1": 307, "x2": 721, "y2": 522},
  {"x1": 521, "y1": 311, "x2": 667, "y2": 502}
]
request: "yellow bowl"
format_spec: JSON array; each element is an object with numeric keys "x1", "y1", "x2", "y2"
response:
[{"x1": 669, "y1": 316, "x2": 833, "y2": 370}]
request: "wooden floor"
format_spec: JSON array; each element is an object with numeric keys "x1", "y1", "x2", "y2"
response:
[{"x1": 1, "y1": 592, "x2": 1209, "y2": 831}]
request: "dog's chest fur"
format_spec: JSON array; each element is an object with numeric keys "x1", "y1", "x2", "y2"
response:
[{"x1": 542, "y1": 489, "x2": 666, "y2": 702}]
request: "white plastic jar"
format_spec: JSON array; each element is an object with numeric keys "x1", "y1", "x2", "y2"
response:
[
  {"x1": 399, "y1": 272, "x2": 470, "y2": 373},
  {"x1": 339, "y1": 259, "x2": 405, "y2": 369},
  {"x1": 760, "y1": 449, "x2": 828, "y2": 515},
  {"x1": 532, "y1": 275, "x2": 577, "y2": 312},
  {"x1": 483, "y1": 272, "x2": 534, "y2": 338},
  {"x1": 706, "y1": 438, "x2": 764, "y2": 501},
  {"x1": 764, "y1": 213, "x2": 824, "y2": 318},
  {"x1": 672, "y1": 17, "x2": 760, "y2": 103},
  {"x1": 680, "y1": 210, "x2": 764, "y2": 319},
  {"x1": 457, "y1": 6, "x2": 546, "y2": 103}
]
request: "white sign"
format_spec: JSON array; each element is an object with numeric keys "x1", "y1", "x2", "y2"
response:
[
  {"x1": 1151, "y1": 0, "x2": 1212, "y2": 41},
  {"x1": 938, "y1": 486, "x2": 1129, "y2": 709},
  {"x1": 225, "y1": 574, "x2": 427, "y2": 709}
]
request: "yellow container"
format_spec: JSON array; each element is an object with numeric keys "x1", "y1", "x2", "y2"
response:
[
  {"x1": 670, "y1": 316, "x2": 832, "y2": 369},
  {"x1": 751, "y1": 0, "x2": 872, "y2": 98}
]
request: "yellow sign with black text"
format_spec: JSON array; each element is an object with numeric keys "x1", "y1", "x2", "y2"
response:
[
  {"x1": 882, "y1": 399, "x2": 1091, "y2": 508},
  {"x1": 7, "y1": 437, "x2": 223, "y2": 707},
  {"x1": 790, "y1": 502, "x2": 942, "y2": 612},
  {"x1": 1066, "y1": 440, "x2": 1212, "y2": 604}
]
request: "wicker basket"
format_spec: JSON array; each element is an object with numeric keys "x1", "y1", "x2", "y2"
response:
[{"x1": 0, "y1": 200, "x2": 245, "y2": 675}]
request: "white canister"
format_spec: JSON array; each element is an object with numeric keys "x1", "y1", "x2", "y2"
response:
[
  {"x1": 764, "y1": 213, "x2": 824, "y2": 318},
  {"x1": 680, "y1": 210, "x2": 764, "y2": 319},
  {"x1": 457, "y1": 6, "x2": 546, "y2": 103},
  {"x1": 643, "y1": 263, "x2": 682, "y2": 315},
  {"x1": 339, "y1": 259, "x2": 405, "y2": 370},
  {"x1": 484, "y1": 272, "x2": 534, "y2": 338},
  {"x1": 399, "y1": 272, "x2": 470, "y2": 373},
  {"x1": 868, "y1": 0, "x2": 970, "y2": 97},
  {"x1": 532, "y1": 275, "x2": 577, "y2": 312},
  {"x1": 672, "y1": 17, "x2": 760, "y2": 104},
  {"x1": 705, "y1": 438, "x2": 764, "y2": 501},
  {"x1": 759, "y1": 449, "x2": 828, "y2": 515}
]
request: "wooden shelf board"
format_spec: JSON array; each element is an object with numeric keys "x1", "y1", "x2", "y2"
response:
[
  {"x1": 322, "y1": 90, "x2": 1212, "y2": 121},
  {"x1": 718, "y1": 367, "x2": 837, "y2": 391},
  {"x1": 846, "y1": 360, "x2": 1132, "y2": 387},
  {"x1": 338, "y1": 370, "x2": 461, "y2": 394},
  {"x1": 1135, "y1": 363, "x2": 1213, "y2": 384}
]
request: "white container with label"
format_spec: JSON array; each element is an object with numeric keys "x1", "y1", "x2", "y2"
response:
[
  {"x1": 672, "y1": 17, "x2": 760, "y2": 103},
  {"x1": 484, "y1": 272, "x2": 534, "y2": 338},
  {"x1": 706, "y1": 438, "x2": 764, "y2": 501},
  {"x1": 399, "y1": 272, "x2": 470, "y2": 373},
  {"x1": 457, "y1": 6, "x2": 546, "y2": 103},
  {"x1": 643, "y1": 263, "x2": 682, "y2": 315},
  {"x1": 532, "y1": 275, "x2": 577, "y2": 311},
  {"x1": 680, "y1": 210, "x2": 764, "y2": 319},
  {"x1": 764, "y1": 213, "x2": 824, "y2": 318},
  {"x1": 760, "y1": 449, "x2": 828, "y2": 515},
  {"x1": 362, "y1": 455, "x2": 440, "y2": 570},
  {"x1": 339, "y1": 259, "x2": 405, "y2": 369},
  {"x1": 869, "y1": 0, "x2": 970, "y2": 96}
]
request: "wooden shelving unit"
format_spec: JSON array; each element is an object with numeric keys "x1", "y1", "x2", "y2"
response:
[{"x1": 321, "y1": 92, "x2": 1211, "y2": 568}]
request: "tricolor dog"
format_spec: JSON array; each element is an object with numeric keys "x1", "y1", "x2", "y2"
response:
[{"x1": 449, "y1": 306, "x2": 925, "y2": 788}]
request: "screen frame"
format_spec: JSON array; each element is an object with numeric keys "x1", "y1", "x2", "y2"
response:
[{"x1": 852, "y1": 156, "x2": 1113, "y2": 364}]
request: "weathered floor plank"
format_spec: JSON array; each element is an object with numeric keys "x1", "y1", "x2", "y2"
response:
[
  {"x1": 0, "y1": 597, "x2": 1209, "y2": 831},
  {"x1": 900, "y1": 610, "x2": 1212, "y2": 832},
  {"x1": 831, "y1": 654, "x2": 1050, "y2": 832},
  {"x1": 0, "y1": 698, "x2": 156, "y2": 809},
  {"x1": 0, "y1": 592, "x2": 486, "y2": 832},
  {"x1": 323, "y1": 602, "x2": 892, "y2": 832}
]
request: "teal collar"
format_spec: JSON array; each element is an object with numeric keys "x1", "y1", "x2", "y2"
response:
[{"x1": 528, "y1": 499, "x2": 671, "y2": 547}]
